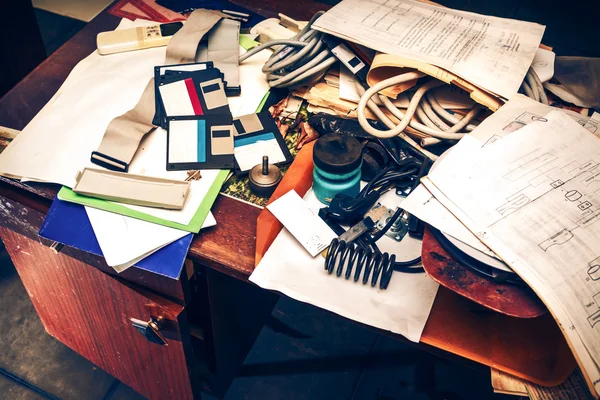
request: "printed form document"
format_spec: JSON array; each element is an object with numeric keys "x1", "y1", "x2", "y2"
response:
[
  {"x1": 313, "y1": 0, "x2": 545, "y2": 99},
  {"x1": 421, "y1": 111, "x2": 600, "y2": 395}
]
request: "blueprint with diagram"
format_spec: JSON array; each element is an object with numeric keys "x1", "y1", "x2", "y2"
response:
[{"x1": 423, "y1": 110, "x2": 600, "y2": 395}]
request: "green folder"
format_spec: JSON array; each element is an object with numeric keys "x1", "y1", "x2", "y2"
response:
[{"x1": 57, "y1": 169, "x2": 229, "y2": 233}]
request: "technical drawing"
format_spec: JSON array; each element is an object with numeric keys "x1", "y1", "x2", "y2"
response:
[
  {"x1": 504, "y1": 152, "x2": 556, "y2": 182},
  {"x1": 502, "y1": 120, "x2": 526, "y2": 133},
  {"x1": 589, "y1": 257, "x2": 600, "y2": 281},
  {"x1": 528, "y1": 173, "x2": 550, "y2": 187},
  {"x1": 515, "y1": 111, "x2": 548, "y2": 125},
  {"x1": 588, "y1": 310, "x2": 600, "y2": 328},
  {"x1": 566, "y1": 190, "x2": 583, "y2": 201},
  {"x1": 496, "y1": 194, "x2": 530, "y2": 216},
  {"x1": 582, "y1": 170, "x2": 600, "y2": 187},
  {"x1": 594, "y1": 292, "x2": 600, "y2": 307},
  {"x1": 579, "y1": 201, "x2": 592, "y2": 211},
  {"x1": 551, "y1": 179, "x2": 564, "y2": 188},
  {"x1": 575, "y1": 209, "x2": 600, "y2": 229},
  {"x1": 483, "y1": 134, "x2": 502, "y2": 147},
  {"x1": 538, "y1": 229, "x2": 573, "y2": 251}
]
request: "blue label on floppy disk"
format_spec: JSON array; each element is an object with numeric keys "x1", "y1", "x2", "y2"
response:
[{"x1": 234, "y1": 132, "x2": 286, "y2": 171}]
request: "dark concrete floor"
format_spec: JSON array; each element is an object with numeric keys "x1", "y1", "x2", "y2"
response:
[{"x1": 0, "y1": 243, "x2": 142, "y2": 400}]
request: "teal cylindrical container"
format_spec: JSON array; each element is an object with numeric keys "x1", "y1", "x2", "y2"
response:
[{"x1": 313, "y1": 133, "x2": 362, "y2": 205}]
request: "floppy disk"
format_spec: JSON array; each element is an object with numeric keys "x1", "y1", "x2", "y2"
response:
[
  {"x1": 153, "y1": 61, "x2": 214, "y2": 127},
  {"x1": 155, "y1": 66, "x2": 230, "y2": 128},
  {"x1": 233, "y1": 112, "x2": 293, "y2": 174},
  {"x1": 167, "y1": 114, "x2": 234, "y2": 171}
]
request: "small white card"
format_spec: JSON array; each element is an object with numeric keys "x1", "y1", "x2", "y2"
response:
[{"x1": 267, "y1": 190, "x2": 336, "y2": 257}]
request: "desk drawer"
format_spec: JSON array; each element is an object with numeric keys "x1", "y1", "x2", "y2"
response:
[{"x1": 1, "y1": 228, "x2": 196, "y2": 400}]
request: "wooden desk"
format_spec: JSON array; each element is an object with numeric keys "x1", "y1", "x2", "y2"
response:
[{"x1": 0, "y1": 2, "x2": 574, "y2": 399}]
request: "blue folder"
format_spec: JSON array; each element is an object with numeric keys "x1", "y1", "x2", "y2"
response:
[{"x1": 39, "y1": 197, "x2": 193, "y2": 280}]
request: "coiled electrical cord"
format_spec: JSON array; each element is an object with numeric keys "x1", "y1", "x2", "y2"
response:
[
  {"x1": 520, "y1": 67, "x2": 548, "y2": 105},
  {"x1": 325, "y1": 238, "x2": 395, "y2": 289},
  {"x1": 239, "y1": 11, "x2": 336, "y2": 88},
  {"x1": 355, "y1": 74, "x2": 483, "y2": 159}
]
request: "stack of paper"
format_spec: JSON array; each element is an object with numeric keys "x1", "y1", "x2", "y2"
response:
[{"x1": 403, "y1": 95, "x2": 600, "y2": 396}]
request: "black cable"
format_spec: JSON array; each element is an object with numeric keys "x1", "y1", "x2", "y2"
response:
[{"x1": 357, "y1": 163, "x2": 425, "y2": 273}]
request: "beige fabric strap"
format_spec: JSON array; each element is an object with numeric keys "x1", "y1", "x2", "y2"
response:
[{"x1": 91, "y1": 9, "x2": 225, "y2": 171}]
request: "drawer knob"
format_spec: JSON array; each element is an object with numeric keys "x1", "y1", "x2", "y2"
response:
[{"x1": 130, "y1": 316, "x2": 168, "y2": 346}]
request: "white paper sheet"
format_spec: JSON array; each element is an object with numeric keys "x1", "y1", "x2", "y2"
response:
[
  {"x1": 0, "y1": 19, "x2": 164, "y2": 187},
  {"x1": 423, "y1": 111, "x2": 600, "y2": 395},
  {"x1": 86, "y1": 206, "x2": 216, "y2": 272},
  {"x1": 313, "y1": 0, "x2": 545, "y2": 99},
  {"x1": 467, "y1": 94, "x2": 600, "y2": 146},
  {"x1": 250, "y1": 189, "x2": 439, "y2": 342},
  {"x1": 402, "y1": 184, "x2": 499, "y2": 259},
  {"x1": 228, "y1": 45, "x2": 271, "y2": 118},
  {"x1": 266, "y1": 190, "x2": 337, "y2": 256}
]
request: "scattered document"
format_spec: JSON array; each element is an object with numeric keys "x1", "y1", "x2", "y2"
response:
[
  {"x1": 251, "y1": 189, "x2": 439, "y2": 342},
  {"x1": 313, "y1": 0, "x2": 545, "y2": 99},
  {"x1": 86, "y1": 206, "x2": 215, "y2": 272},
  {"x1": 423, "y1": 111, "x2": 600, "y2": 395},
  {"x1": 266, "y1": 190, "x2": 337, "y2": 256},
  {"x1": 404, "y1": 95, "x2": 600, "y2": 268}
]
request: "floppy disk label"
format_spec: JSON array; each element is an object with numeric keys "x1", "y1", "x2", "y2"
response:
[
  {"x1": 159, "y1": 78, "x2": 204, "y2": 116},
  {"x1": 167, "y1": 115, "x2": 234, "y2": 170},
  {"x1": 232, "y1": 111, "x2": 293, "y2": 174},
  {"x1": 234, "y1": 132, "x2": 286, "y2": 171}
]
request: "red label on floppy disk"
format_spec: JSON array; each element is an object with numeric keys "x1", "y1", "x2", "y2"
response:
[
  {"x1": 159, "y1": 78, "x2": 204, "y2": 117},
  {"x1": 184, "y1": 78, "x2": 203, "y2": 115}
]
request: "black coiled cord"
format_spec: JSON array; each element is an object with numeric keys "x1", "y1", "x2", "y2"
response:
[{"x1": 325, "y1": 237, "x2": 424, "y2": 290}]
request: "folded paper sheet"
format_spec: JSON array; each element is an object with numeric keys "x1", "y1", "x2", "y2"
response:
[
  {"x1": 423, "y1": 111, "x2": 600, "y2": 396},
  {"x1": 313, "y1": 0, "x2": 545, "y2": 100},
  {"x1": 250, "y1": 189, "x2": 439, "y2": 342},
  {"x1": 86, "y1": 206, "x2": 215, "y2": 271}
]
